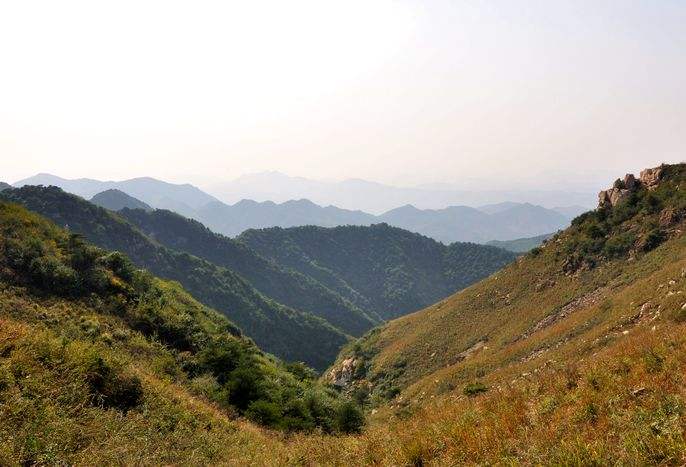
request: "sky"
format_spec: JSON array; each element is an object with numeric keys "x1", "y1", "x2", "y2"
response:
[{"x1": 1, "y1": 0, "x2": 685, "y2": 191}]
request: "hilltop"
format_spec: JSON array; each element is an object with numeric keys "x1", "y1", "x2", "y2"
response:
[{"x1": 91, "y1": 189, "x2": 152, "y2": 211}]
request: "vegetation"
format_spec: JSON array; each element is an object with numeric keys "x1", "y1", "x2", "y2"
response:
[
  {"x1": 3, "y1": 165, "x2": 686, "y2": 464},
  {"x1": 90, "y1": 188, "x2": 152, "y2": 211},
  {"x1": 0, "y1": 200, "x2": 363, "y2": 462},
  {"x1": 119, "y1": 208, "x2": 379, "y2": 335},
  {"x1": 1, "y1": 186, "x2": 348, "y2": 370},
  {"x1": 239, "y1": 223, "x2": 516, "y2": 320}
]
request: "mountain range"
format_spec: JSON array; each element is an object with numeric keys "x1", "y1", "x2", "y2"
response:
[
  {"x1": 14, "y1": 173, "x2": 586, "y2": 243},
  {"x1": 209, "y1": 171, "x2": 597, "y2": 214},
  {"x1": 1, "y1": 184, "x2": 515, "y2": 369},
  {"x1": 3, "y1": 164, "x2": 684, "y2": 464}
]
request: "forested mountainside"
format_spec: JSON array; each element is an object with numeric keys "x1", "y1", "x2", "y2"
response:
[
  {"x1": 239, "y1": 224, "x2": 517, "y2": 320},
  {"x1": 0, "y1": 201, "x2": 365, "y2": 464},
  {"x1": 119, "y1": 208, "x2": 380, "y2": 335},
  {"x1": 0, "y1": 186, "x2": 347, "y2": 370},
  {"x1": 91, "y1": 189, "x2": 152, "y2": 211}
]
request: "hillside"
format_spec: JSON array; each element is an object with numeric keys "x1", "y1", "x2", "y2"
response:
[
  {"x1": 327, "y1": 165, "x2": 686, "y2": 403},
  {"x1": 91, "y1": 189, "x2": 152, "y2": 211},
  {"x1": 119, "y1": 208, "x2": 379, "y2": 335},
  {"x1": 3, "y1": 164, "x2": 686, "y2": 464},
  {"x1": 239, "y1": 224, "x2": 516, "y2": 320},
  {"x1": 0, "y1": 200, "x2": 366, "y2": 464},
  {"x1": 0, "y1": 186, "x2": 348, "y2": 370},
  {"x1": 487, "y1": 232, "x2": 556, "y2": 253},
  {"x1": 0, "y1": 182, "x2": 10, "y2": 191}
]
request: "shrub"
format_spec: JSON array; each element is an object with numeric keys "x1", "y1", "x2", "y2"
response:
[
  {"x1": 245, "y1": 400, "x2": 283, "y2": 427},
  {"x1": 83, "y1": 354, "x2": 143, "y2": 411},
  {"x1": 335, "y1": 400, "x2": 365, "y2": 433},
  {"x1": 28, "y1": 256, "x2": 78, "y2": 293},
  {"x1": 463, "y1": 382, "x2": 488, "y2": 397}
]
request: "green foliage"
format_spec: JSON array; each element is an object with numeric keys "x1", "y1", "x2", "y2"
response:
[
  {"x1": 0, "y1": 200, "x2": 364, "y2": 434},
  {"x1": 239, "y1": 224, "x2": 516, "y2": 321},
  {"x1": 83, "y1": 353, "x2": 143, "y2": 411},
  {"x1": 334, "y1": 400, "x2": 365, "y2": 433},
  {"x1": 1, "y1": 186, "x2": 348, "y2": 370},
  {"x1": 119, "y1": 208, "x2": 378, "y2": 337},
  {"x1": 463, "y1": 382, "x2": 488, "y2": 397}
]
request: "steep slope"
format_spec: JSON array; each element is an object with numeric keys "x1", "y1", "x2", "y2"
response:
[
  {"x1": 0, "y1": 200, "x2": 365, "y2": 464},
  {"x1": 91, "y1": 189, "x2": 152, "y2": 211},
  {"x1": 487, "y1": 232, "x2": 556, "y2": 253},
  {"x1": 1, "y1": 186, "x2": 348, "y2": 370},
  {"x1": 119, "y1": 208, "x2": 379, "y2": 335},
  {"x1": 239, "y1": 224, "x2": 516, "y2": 320},
  {"x1": 328, "y1": 164, "x2": 686, "y2": 404}
]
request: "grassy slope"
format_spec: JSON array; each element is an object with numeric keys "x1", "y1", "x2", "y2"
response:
[
  {"x1": 119, "y1": 208, "x2": 379, "y2": 335},
  {"x1": 3, "y1": 228, "x2": 685, "y2": 465},
  {"x1": 239, "y1": 224, "x2": 516, "y2": 320},
  {"x1": 0, "y1": 201, "x2": 366, "y2": 465},
  {"x1": 1, "y1": 186, "x2": 347, "y2": 370}
]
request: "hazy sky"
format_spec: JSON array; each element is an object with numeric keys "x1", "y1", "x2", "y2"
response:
[{"x1": 1, "y1": 0, "x2": 684, "y2": 190}]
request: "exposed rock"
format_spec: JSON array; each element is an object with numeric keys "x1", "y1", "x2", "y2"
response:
[
  {"x1": 327, "y1": 357, "x2": 358, "y2": 387},
  {"x1": 598, "y1": 187, "x2": 631, "y2": 209},
  {"x1": 659, "y1": 208, "x2": 679, "y2": 227},
  {"x1": 640, "y1": 165, "x2": 665, "y2": 189},
  {"x1": 598, "y1": 166, "x2": 666, "y2": 208}
]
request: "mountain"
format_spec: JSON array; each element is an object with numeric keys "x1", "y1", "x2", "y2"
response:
[
  {"x1": 14, "y1": 173, "x2": 219, "y2": 209},
  {"x1": 209, "y1": 171, "x2": 597, "y2": 214},
  {"x1": 378, "y1": 203, "x2": 570, "y2": 243},
  {"x1": 211, "y1": 172, "x2": 599, "y2": 213},
  {"x1": 196, "y1": 198, "x2": 375, "y2": 238},
  {"x1": 238, "y1": 224, "x2": 517, "y2": 320},
  {"x1": 90, "y1": 189, "x2": 152, "y2": 211},
  {"x1": 194, "y1": 198, "x2": 571, "y2": 243},
  {"x1": 119, "y1": 207, "x2": 380, "y2": 335},
  {"x1": 486, "y1": 232, "x2": 555, "y2": 252},
  {"x1": 319, "y1": 163, "x2": 686, "y2": 463},
  {"x1": 0, "y1": 186, "x2": 347, "y2": 370},
  {"x1": 0, "y1": 181, "x2": 11, "y2": 191},
  {"x1": 0, "y1": 199, "x2": 364, "y2": 464},
  {"x1": 3, "y1": 164, "x2": 684, "y2": 465},
  {"x1": 14, "y1": 173, "x2": 580, "y2": 243}
]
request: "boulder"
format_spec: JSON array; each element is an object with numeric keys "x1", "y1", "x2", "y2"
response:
[{"x1": 640, "y1": 166, "x2": 665, "y2": 189}]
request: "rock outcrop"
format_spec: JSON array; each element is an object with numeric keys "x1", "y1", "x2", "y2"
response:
[
  {"x1": 598, "y1": 165, "x2": 665, "y2": 208},
  {"x1": 640, "y1": 166, "x2": 665, "y2": 190},
  {"x1": 327, "y1": 357, "x2": 358, "y2": 387}
]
